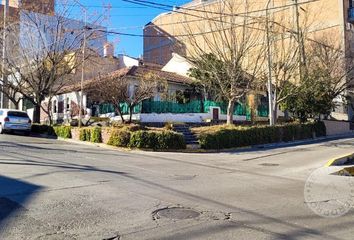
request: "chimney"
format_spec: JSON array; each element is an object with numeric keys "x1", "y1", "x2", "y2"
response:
[{"x1": 103, "y1": 42, "x2": 114, "y2": 58}]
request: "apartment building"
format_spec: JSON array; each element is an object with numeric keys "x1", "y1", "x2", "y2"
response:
[
  {"x1": 0, "y1": 0, "x2": 54, "y2": 20},
  {"x1": 144, "y1": 0, "x2": 345, "y2": 63},
  {"x1": 0, "y1": 0, "x2": 108, "y2": 110},
  {"x1": 144, "y1": 0, "x2": 354, "y2": 120}
]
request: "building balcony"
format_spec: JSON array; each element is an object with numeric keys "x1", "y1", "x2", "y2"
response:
[{"x1": 349, "y1": 8, "x2": 354, "y2": 23}]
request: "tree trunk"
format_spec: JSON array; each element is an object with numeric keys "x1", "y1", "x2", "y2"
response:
[
  {"x1": 13, "y1": 101, "x2": 19, "y2": 110},
  {"x1": 115, "y1": 107, "x2": 125, "y2": 124},
  {"x1": 33, "y1": 104, "x2": 41, "y2": 124},
  {"x1": 129, "y1": 105, "x2": 134, "y2": 123},
  {"x1": 226, "y1": 100, "x2": 235, "y2": 125},
  {"x1": 273, "y1": 102, "x2": 278, "y2": 124},
  {"x1": 248, "y1": 94, "x2": 256, "y2": 124}
]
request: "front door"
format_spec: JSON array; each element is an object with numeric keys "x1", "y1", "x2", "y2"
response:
[{"x1": 212, "y1": 108, "x2": 219, "y2": 121}]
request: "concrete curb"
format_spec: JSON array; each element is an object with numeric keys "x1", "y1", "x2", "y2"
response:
[
  {"x1": 57, "y1": 137, "x2": 134, "y2": 152},
  {"x1": 253, "y1": 133, "x2": 354, "y2": 150},
  {"x1": 325, "y1": 153, "x2": 354, "y2": 167},
  {"x1": 54, "y1": 132, "x2": 354, "y2": 154}
]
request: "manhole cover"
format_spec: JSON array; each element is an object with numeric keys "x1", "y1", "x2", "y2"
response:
[
  {"x1": 259, "y1": 163, "x2": 279, "y2": 167},
  {"x1": 153, "y1": 207, "x2": 200, "y2": 220}
]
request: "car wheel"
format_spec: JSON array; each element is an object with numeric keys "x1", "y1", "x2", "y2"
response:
[{"x1": 0, "y1": 124, "x2": 3, "y2": 134}]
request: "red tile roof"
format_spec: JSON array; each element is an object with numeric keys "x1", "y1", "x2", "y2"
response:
[{"x1": 62, "y1": 64, "x2": 193, "y2": 93}]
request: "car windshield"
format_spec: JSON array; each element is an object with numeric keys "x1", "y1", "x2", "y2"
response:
[{"x1": 7, "y1": 111, "x2": 29, "y2": 118}]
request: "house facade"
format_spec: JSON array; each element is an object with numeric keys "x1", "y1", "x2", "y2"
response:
[{"x1": 43, "y1": 56, "x2": 269, "y2": 124}]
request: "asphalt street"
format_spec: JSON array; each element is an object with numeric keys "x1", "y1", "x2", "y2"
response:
[{"x1": 0, "y1": 134, "x2": 354, "y2": 240}]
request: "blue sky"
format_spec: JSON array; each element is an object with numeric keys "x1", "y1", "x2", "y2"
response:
[{"x1": 61, "y1": 0, "x2": 191, "y2": 58}]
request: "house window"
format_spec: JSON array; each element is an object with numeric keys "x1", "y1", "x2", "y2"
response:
[{"x1": 66, "y1": 98, "x2": 70, "y2": 109}]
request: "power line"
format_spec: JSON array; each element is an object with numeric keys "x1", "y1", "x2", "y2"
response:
[
  {"x1": 123, "y1": 0, "x2": 319, "y2": 19},
  {"x1": 56, "y1": 3, "x2": 148, "y2": 9}
]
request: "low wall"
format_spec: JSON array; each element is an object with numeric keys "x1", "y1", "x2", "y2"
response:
[
  {"x1": 323, "y1": 120, "x2": 352, "y2": 136},
  {"x1": 100, "y1": 112, "x2": 247, "y2": 123}
]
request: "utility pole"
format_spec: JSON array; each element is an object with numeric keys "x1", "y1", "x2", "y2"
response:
[
  {"x1": 294, "y1": 0, "x2": 305, "y2": 79},
  {"x1": 78, "y1": 9, "x2": 87, "y2": 128},
  {"x1": 1, "y1": 0, "x2": 9, "y2": 109},
  {"x1": 74, "y1": 0, "x2": 88, "y2": 128},
  {"x1": 266, "y1": 0, "x2": 275, "y2": 126}
]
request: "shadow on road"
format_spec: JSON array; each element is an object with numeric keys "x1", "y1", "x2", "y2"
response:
[{"x1": 0, "y1": 175, "x2": 41, "y2": 229}]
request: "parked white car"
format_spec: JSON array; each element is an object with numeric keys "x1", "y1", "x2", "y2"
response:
[{"x1": 0, "y1": 109, "x2": 32, "y2": 135}]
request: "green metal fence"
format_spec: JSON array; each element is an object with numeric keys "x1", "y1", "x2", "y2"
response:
[
  {"x1": 203, "y1": 100, "x2": 247, "y2": 116},
  {"x1": 141, "y1": 100, "x2": 202, "y2": 114},
  {"x1": 99, "y1": 103, "x2": 141, "y2": 115},
  {"x1": 99, "y1": 100, "x2": 269, "y2": 117}
]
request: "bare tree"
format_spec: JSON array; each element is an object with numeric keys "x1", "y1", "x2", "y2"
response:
[
  {"x1": 306, "y1": 35, "x2": 354, "y2": 115},
  {"x1": 182, "y1": 1, "x2": 266, "y2": 124},
  {"x1": 267, "y1": 23, "x2": 300, "y2": 122},
  {"x1": 88, "y1": 73, "x2": 129, "y2": 123},
  {"x1": 125, "y1": 72, "x2": 157, "y2": 123},
  {"x1": 89, "y1": 71, "x2": 157, "y2": 124},
  {"x1": 0, "y1": 1, "x2": 108, "y2": 124}
]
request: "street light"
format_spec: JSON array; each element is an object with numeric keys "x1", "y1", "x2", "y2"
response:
[
  {"x1": 73, "y1": 0, "x2": 87, "y2": 128},
  {"x1": 1, "y1": 0, "x2": 9, "y2": 109},
  {"x1": 265, "y1": 0, "x2": 275, "y2": 126}
]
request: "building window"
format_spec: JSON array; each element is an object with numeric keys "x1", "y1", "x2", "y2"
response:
[{"x1": 66, "y1": 98, "x2": 70, "y2": 109}]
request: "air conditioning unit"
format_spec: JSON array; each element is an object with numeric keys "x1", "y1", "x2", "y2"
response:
[{"x1": 346, "y1": 22, "x2": 353, "y2": 31}]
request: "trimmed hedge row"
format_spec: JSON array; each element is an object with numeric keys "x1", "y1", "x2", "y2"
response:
[
  {"x1": 53, "y1": 126, "x2": 72, "y2": 139},
  {"x1": 107, "y1": 129, "x2": 186, "y2": 150},
  {"x1": 107, "y1": 129, "x2": 131, "y2": 147},
  {"x1": 198, "y1": 122, "x2": 326, "y2": 150},
  {"x1": 31, "y1": 124, "x2": 56, "y2": 135},
  {"x1": 33, "y1": 125, "x2": 186, "y2": 150},
  {"x1": 79, "y1": 127, "x2": 102, "y2": 143}
]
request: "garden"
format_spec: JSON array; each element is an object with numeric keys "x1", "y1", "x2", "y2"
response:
[
  {"x1": 31, "y1": 120, "x2": 327, "y2": 151},
  {"x1": 31, "y1": 123, "x2": 187, "y2": 151}
]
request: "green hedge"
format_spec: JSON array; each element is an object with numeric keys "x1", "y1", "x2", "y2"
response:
[
  {"x1": 129, "y1": 130, "x2": 186, "y2": 150},
  {"x1": 79, "y1": 127, "x2": 102, "y2": 143},
  {"x1": 90, "y1": 127, "x2": 102, "y2": 143},
  {"x1": 53, "y1": 126, "x2": 72, "y2": 139},
  {"x1": 79, "y1": 128, "x2": 90, "y2": 141},
  {"x1": 199, "y1": 122, "x2": 326, "y2": 150},
  {"x1": 31, "y1": 124, "x2": 56, "y2": 135},
  {"x1": 72, "y1": 127, "x2": 186, "y2": 150},
  {"x1": 107, "y1": 129, "x2": 131, "y2": 147}
]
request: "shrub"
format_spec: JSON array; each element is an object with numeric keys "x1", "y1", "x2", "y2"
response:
[
  {"x1": 107, "y1": 129, "x2": 131, "y2": 147},
  {"x1": 79, "y1": 128, "x2": 90, "y2": 141},
  {"x1": 312, "y1": 121, "x2": 326, "y2": 137},
  {"x1": 198, "y1": 122, "x2": 326, "y2": 150},
  {"x1": 53, "y1": 126, "x2": 72, "y2": 139},
  {"x1": 129, "y1": 130, "x2": 186, "y2": 150},
  {"x1": 111, "y1": 123, "x2": 145, "y2": 132},
  {"x1": 164, "y1": 122, "x2": 173, "y2": 131},
  {"x1": 90, "y1": 117, "x2": 110, "y2": 123},
  {"x1": 129, "y1": 131, "x2": 156, "y2": 149},
  {"x1": 157, "y1": 131, "x2": 186, "y2": 150},
  {"x1": 90, "y1": 127, "x2": 102, "y2": 143},
  {"x1": 31, "y1": 124, "x2": 55, "y2": 135}
]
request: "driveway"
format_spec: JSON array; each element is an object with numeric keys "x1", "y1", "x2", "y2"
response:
[{"x1": 0, "y1": 134, "x2": 354, "y2": 239}]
